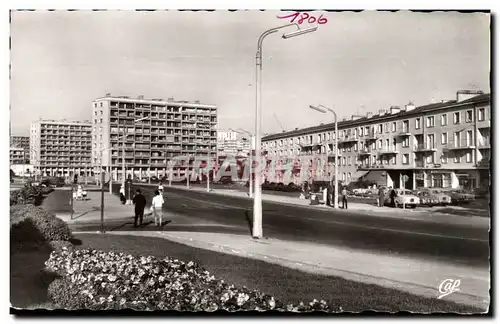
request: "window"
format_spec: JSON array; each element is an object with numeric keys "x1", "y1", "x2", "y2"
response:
[
  {"x1": 466, "y1": 110, "x2": 473, "y2": 123},
  {"x1": 94, "y1": 119, "x2": 97, "y2": 124},
  {"x1": 453, "y1": 112, "x2": 460, "y2": 124},
  {"x1": 426, "y1": 116, "x2": 435, "y2": 127},
  {"x1": 441, "y1": 114, "x2": 448, "y2": 126},
  {"x1": 99, "y1": 119, "x2": 103, "y2": 123},
  {"x1": 371, "y1": 142, "x2": 376, "y2": 150},
  {"x1": 378, "y1": 140, "x2": 382, "y2": 149},
  {"x1": 100, "y1": 102, "x2": 103, "y2": 107},
  {"x1": 415, "y1": 118, "x2": 421, "y2": 129},
  {"x1": 466, "y1": 130, "x2": 473, "y2": 146},
  {"x1": 441, "y1": 154, "x2": 448, "y2": 164},
  {"x1": 426, "y1": 153, "x2": 435, "y2": 164},
  {"x1": 94, "y1": 111, "x2": 98, "y2": 116},
  {"x1": 342, "y1": 157, "x2": 346, "y2": 166},
  {"x1": 364, "y1": 126, "x2": 369, "y2": 136},
  {"x1": 454, "y1": 153, "x2": 461, "y2": 163},
  {"x1": 441, "y1": 133, "x2": 448, "y2": 144},
  {"x1": 454, "y1": 132, "x2": 460, "y2": 147},
  {"x1": 342, "y1": 173, "x2": 346, "y2": 181},
  {"x1": 378, "y1": 124, "x2": 383, "y2": 133},
  {"x1": 348, "y1": 157, "x2": 351, "y2": 166},
  {"x1": 385, "y1": 139, "x2": 390, "y2": 150},
  {"x1": 402, "y1": 154, "x2": 410, "y2": 164},
  {"x1": 392, "y1": 156, "x2": 396, "y2": 165},
  {"x1": 354, "y1": 143, "x2": 358, "y2": 151},
  {"x1": 391, "y1": 122, "x2": 396, "y2": 132},
  {"x1": 478, "y1": 108, "x2": 486, "y2": 121},
  {"x1": 466, "y1": 152, "x2": 472, "y2": 163},
  {"x1": 342, "y1": 146, "x2": 346, "y2": 152},
  {"x1": 384, "y1": 123, "x2": 389, "y2": 132},
  {"x1": 347, "y1": 173, "x2": 351, "y2": 182},
  {"x1": 402, "y1": 137, "x2": 409, "y2": 148}
]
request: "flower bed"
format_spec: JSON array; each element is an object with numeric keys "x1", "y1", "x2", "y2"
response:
[{"x1": 45, "y1": 248, "x2": 336, "y2": 312}]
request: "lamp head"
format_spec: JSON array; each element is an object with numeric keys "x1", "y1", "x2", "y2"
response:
[
  {"x1": 282, "y1": 26, "x2": 318, "y2": 39},
  {"x1": 309, "y1": 105, "x2": 327, "y2": 113}
]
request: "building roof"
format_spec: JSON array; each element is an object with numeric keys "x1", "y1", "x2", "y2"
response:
[
  {"x1": 94, "y1": 95, "x2": 217, "y2": 109},
  {"x1": 262, "y1": 93, "x2": 490, "y2": 141}
]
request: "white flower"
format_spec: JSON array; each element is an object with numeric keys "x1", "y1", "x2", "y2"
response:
[
  {"x1": 107, "y1": 274, "x2": 117, "y2": 282},
  {"x1": 268, "y1": 297, "x2": 276, "y2": 309}
]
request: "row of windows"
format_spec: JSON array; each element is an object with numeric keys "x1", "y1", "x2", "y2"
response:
[{"x1": 265, "y1": 107, "x2": 489, "y2": 149}]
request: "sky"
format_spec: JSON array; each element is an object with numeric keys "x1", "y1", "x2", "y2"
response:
[{"x1": 10, "y1": 10, "x2": 490, "y2": 137}]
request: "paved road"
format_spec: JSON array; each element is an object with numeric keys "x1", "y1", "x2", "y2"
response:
[{"x1": 70, "y1": 184, "x2": 490, "y2": 268}]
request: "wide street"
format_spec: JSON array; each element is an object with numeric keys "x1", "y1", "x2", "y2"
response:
[{"x1": 67, "y1": 183, "x2": 490, "y2": 269}]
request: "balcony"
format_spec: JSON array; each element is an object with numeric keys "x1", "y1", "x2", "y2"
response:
[
  {"x1": 477, "y1": 139, "x2": 490, "y2": 149},
  {"x1": 396, "y1": 126, "x2": 411, "y2": 137},
  {"x1": 364, "y1": 131, "x2": 378, "y2": 141},
  {"x1": 414, "y1": 143, "x2": 437, "y2": 152},
  {"x1": 338, "y1": 136, "x2": 359, "y2": 144},
  {"x1": 357, "y1": 148, "x2": 372, "y2": 156},
  {"x1": 377, "y1": 149, "x2": 398, "y2": 156},
  {"x1": 442, "y1": 139, "x2": 475, "y2": 151}
]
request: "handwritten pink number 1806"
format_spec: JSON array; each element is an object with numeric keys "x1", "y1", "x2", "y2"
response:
[{"x1": 276, "y1": 12, "x2": 328, "y2": 25}]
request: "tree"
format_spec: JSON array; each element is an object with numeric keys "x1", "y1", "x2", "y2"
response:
[{"x1": 10, "y1": 169, "x2": 15, "y2": 178}]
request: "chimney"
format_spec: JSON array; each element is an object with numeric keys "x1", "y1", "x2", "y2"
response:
[
  {"x1": 366, "y1": 112, "x2": 374, "y2": 119},
  {"x1": 390, "y1": 106, "x2": 401, "y2": 114},
  {"x1": 138, "y1": 95, "x2": 144, "y2": 99},
  {"x1": 378, "y1": 109, "x2": 387, "y2": 116},
  {"x1": 351, "y1": 115, "x2": 362, "y2": 121},
  {"x1": 167, "y1": 97, "x2": 175, "y2": 102},
  {"x1": 105, "y1": 93, "x2": 111, "y2": 97},
  {"x1": 405, "y1": 102, "x2": 416, "y2": 112},
  {"x1": 457, "y1": 90, "x2": 484, "y2": 102},
  {"x1": 194, "y1": 100, "x2": 200, "y2": 104}
]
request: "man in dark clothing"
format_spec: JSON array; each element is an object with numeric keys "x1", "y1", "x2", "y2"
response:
[
  {"x1": 132, "y1": 189, "x2": 147, "y2": 227},
  {"x1": 389, "y1": 187, "x2": 397, "y2": 207},
  {"x1": 378, "y1": 186, "x2": 385, "y2": 207}
]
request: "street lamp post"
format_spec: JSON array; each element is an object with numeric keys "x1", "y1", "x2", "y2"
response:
[
  {"x1": 309, "y1": 105, "x2": 338, "y2": 209},
  {"x1": 122, "y1": 117, "x2": 148, "y2": 205},
  {"x1": 253, "y1": 23, "x2": 318, "y2": 239}
]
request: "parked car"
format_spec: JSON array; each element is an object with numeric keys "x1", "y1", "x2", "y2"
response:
[
  {"x1": 385, "y1": 189, "x2": 420, "y2": 208},
  {"x1": 443, "y1": 189, "x2": 475, "y2": 205},
  {"x1": 414, "y1": 188, "x2": 452, "y2": 206}
]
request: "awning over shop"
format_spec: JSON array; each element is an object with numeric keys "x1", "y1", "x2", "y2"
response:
[
  {"x1": 361, "y1": 170, "x2": 387, "y2": 185},
  {"x1": 351, "y1": 170, "x2": 369, "y2": 181}
]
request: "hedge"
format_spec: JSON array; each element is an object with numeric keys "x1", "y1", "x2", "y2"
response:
[{"x1": 10, "y1": 205, "x2": 73, "y2": 251}]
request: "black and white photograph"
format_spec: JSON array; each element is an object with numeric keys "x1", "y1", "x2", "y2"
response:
[{"x1": 8, "y1": 5, "x2": 492, "y2": 316}]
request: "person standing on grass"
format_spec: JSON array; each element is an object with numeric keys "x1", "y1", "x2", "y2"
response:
[
  {"x1": 341, "y1": 186, "x2": 348, "y2": 209},
  {"x1": 132, "y1": 189, "x2": 147, "y2": 228},
  {"x1": 151, "y1": 189, "x2": 164, "y2": 227}
]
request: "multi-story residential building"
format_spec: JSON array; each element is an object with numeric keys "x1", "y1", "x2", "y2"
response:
[
  {"x1": 10, "y1": 136, "x2": 30, "y2": 163},
  {"x1": 92, "y1": 94, "x2": 218, "y2": 181},
  {"x1": 10, "y1": 147, "x2": 27, "y2": 165},
  {"x1": 217, "y1": 129, "x2": 251, "y2": 157},
  {"x1": 30, "y1": 120, "x2": 93, "y2": 177},
  {"x1": 261, "y1": 90, "x2": 490, "y2": 190}
]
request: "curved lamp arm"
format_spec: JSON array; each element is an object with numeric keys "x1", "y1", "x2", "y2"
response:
[{"x1": 256, "y1": 23, "x2": 299, "y2": 66}]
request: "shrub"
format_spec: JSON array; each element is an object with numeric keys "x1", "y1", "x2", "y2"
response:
[
  {"x1": 45, "y1": 248, "x2": 336, "y2": 312},
  {"x1": 10, "y1": 205, "x2": 73, "y2": 244},
  {"x1": 49, "y1": 240, "x2": 74, "y2": 253},
  {"x1": 10, "y1": 184, "x2": 44, "y2": 206}
]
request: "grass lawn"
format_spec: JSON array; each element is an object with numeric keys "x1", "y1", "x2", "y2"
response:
[
  {"x1": 75, "y1": 233, "x2": 485, "y2": 313},
  {"x1": 41, "y1": 188, "x2": 72, "y2": 213},
  {"x1": 10, "y1": 245, "x2": 58, "y2": 309}
]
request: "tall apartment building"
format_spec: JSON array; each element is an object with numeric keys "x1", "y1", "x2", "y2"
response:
[
  {"x1": 10, "y1": 147, "x2": 27, "y2": 165},
  {"x1": 217, "y1": 129, "x2": 251, "y2": 156},
  {"x1": 30, "y1": 120, "x2": 93, "y2": 177},
  {"x1": 261, "y1": 90, "x2": 490, "y2": 190},
  {"x1": 92, "y1": 94, "x2": 218, "y2": 181},
  {"x1": 10, "y1": 136, "x2": 30, "y2": 163}
]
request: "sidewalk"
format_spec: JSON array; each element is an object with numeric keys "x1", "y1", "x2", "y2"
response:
[
  {"x1": 74, "y1": 229, "x2": 490, "y2": 310},
  {"x1": 163, "y1": 184, "x2": 490, "y2": 228},
  {"x1": 55, "y1": 190, "x2": 135, "y2": 224}
]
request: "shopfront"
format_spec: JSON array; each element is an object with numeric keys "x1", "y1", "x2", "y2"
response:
[
  {"x1": 427, "y1": 171, "x2": 452, "y2": 188},
  {"x1": 455, "y1": 171, "x2": 479, "y2": 189}
]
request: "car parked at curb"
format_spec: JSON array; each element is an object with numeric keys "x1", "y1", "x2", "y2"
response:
[
  {"x1": 442, "y1": 188, "x2": 475, "y2": 205},
  {"x1": 414, "y1": 188, "x2": 452, "y2": 206},
  {"x1": 385, "y1": 189, "x2": 420, "y2": 208}
]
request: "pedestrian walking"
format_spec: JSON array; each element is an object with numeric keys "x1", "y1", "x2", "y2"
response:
[
  {"x1": 132, "y1": 189, "x2": 147, "y2": 227},
  {"x1": 119, "y1": 185, "x2": 126, "y2": 205},
  {"x1": 341, "y1": 186, "x2": 348, "y2": 209},
  {"x1": 151, "y1": 189, "x2": 164, "y2": 227},
  {"x1": 378, "y1": 186, "x2": 385, "y2": 207},
  {"x1": 158, "y1": 183, "x2": 164, "y2": 194}
]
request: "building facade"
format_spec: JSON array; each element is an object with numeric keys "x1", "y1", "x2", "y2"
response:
[
  {"x1": 10, "y1": 136, "x2": 30, "y2": 163},
  {"x1": 10, "y1": 147, "x2": 27, "y2": 165},
  {"x1": 30, "y1": 120, "x2": 93, "y2": 177},
  {"x1": 217, "y1": 129, "x2": 251, "y2": 157},
  {"x1": 92, "y1": 94, "x2": 218, "y2": 181},
  {"x1": 261, "y1": 90, "x2": 490, "y2": 190}
]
